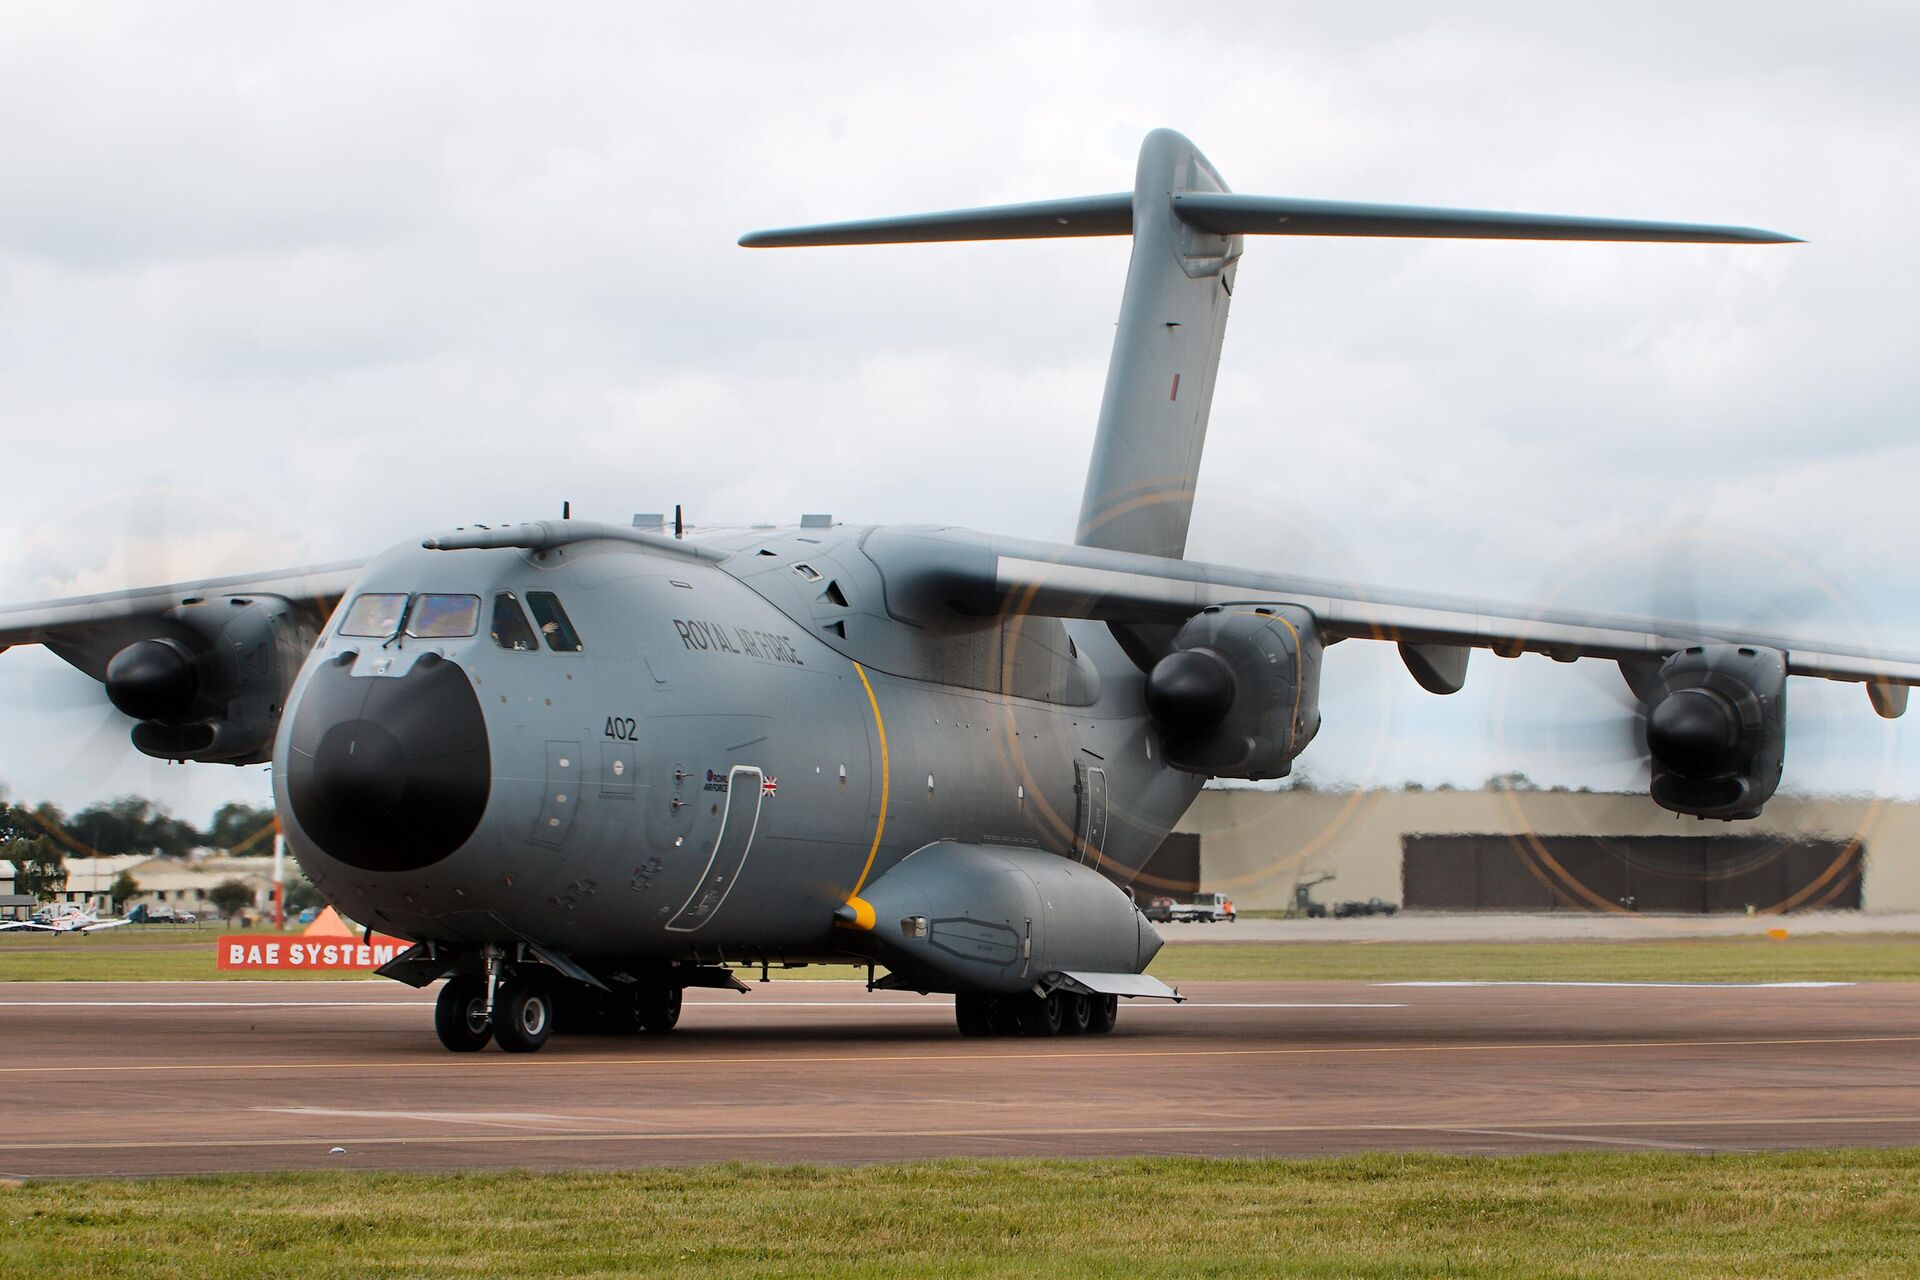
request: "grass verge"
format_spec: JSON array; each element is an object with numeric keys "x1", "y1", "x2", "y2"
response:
[
  {"x1": 5, "y1": 1151, "x2": 1919, "y2": 1278},
  {"x1": 1146, "y1": 933, "x2": 1920, "y2": 984},
  {"x1": 0, "y1": 926, "x2": 374, "y2": 982}
]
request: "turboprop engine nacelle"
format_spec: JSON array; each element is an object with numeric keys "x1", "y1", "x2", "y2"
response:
[
  {"x1": 1635, "y1": 643, "x2": 1788, "y2": 821},
  {"x1": 849, "y1": 842, "x2": 1164, "y2": 995},
  {"x1": 1143, "y1": 604, "x2": 1323, "y2": 780},
  {"x1": 104, "y1": 595, "x2": 321, "y2": 765}
]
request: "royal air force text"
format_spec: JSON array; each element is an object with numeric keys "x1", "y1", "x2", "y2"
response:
[{"x1": 672, "y1": 619, "x2": 804, "y2": 665}]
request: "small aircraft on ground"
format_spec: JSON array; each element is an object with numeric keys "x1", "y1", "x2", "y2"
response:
[
  {"x1": 0, "y1": 903, "x2": 131, "y2": 934},
  {"x1": 2, "y1": 130, "x2": 1911, "y2": 1052}
]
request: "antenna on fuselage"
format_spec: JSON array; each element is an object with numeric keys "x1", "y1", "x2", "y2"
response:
[
  {"x1": 674, "y1": 504, "x2": 684, "y2": 539},
  {"x1": 562, "y1": 500, "x2": 571, "y2": 520}
]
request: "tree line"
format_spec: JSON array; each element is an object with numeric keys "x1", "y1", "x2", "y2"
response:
[{"x1": 1, "y1": 791, "x2": 284, "y2": 903}]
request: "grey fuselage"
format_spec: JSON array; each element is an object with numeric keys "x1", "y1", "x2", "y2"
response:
[{"x1": 273, "y1": 523, "x2": 1202, "y2": 969}]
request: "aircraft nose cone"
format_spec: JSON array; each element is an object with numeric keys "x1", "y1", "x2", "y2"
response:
[
  {"x1": 1646, "y1": 687, "x2": 1743, "y2": 778},
  {"x1": 285, "y1": 653, "x2": 491, "y2": 872}
]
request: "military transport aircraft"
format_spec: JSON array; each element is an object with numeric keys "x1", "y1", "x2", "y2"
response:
[{"x1": 3, "y1": 130, "x2": 1913, "y2": 1052}]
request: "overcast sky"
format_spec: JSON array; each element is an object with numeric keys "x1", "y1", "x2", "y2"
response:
[{"x1": 3, "y1": 2, "x2": 1917, "y2": 825}]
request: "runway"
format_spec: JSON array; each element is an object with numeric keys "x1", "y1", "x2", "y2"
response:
[{"x1": 4, "y1": 978, "x2": 1920, "y2": 1176}]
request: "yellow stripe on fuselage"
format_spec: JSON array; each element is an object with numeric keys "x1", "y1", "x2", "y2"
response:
[{"x1": 849, "y1": 661, "x2": 890, "y2": 899}]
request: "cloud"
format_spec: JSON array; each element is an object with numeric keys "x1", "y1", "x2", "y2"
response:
[{"x1": 2, "y1": 3, "x2": 1916, "y2": 817}]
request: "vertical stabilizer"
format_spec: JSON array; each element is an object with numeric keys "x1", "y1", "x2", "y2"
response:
[{"x1": 1075, "y1": 130, "x2": 1239, "y2": 561}]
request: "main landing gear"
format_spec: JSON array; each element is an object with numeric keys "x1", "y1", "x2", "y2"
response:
[
  {"x1": 954, "y1": 989, "x2": 1119, "y2": 1038},
  {"x1": 432, "y1": 969, "x2": 682, "y2": 1053}
]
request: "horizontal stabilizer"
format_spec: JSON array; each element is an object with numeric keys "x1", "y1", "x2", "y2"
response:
[
  {"x1": 1169, "y1": 192, "x2": 1799, "y2": 244},
  {"x1": 742, "y1": 192, "x2": 1797, "y2": 249},
  {"x1": 739, "y1": 194, "x2": 1132, "y2": 247}
]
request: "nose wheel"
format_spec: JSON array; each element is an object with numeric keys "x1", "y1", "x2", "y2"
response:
[
  {"x1": 491, "y1": 978, "x2": 554, "y2": 1053},
  {"x1": 434, "y1": 976, "x2": 493, "y2": 1052}
]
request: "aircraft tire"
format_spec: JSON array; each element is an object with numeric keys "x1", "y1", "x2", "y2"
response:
[
  {"x1": 954, "y1": 992, "x2": 997, "y2": 1037},
  {"x1": 636, "y1": 985, "x2": 682, "y2": 1033},
  {"x1": 547, "y1": 983, "x2": 601, "y2": 1035},
  {"x1": 493, "y1": 978, "x2": 554, "y2": 1053},
  {"x1": 594, "y1": 991, "x2": 643, "y2": 1035},
  {"x1": 434, "y1": 977, "x2": 492, "y2": 1053},
  {"x1": 1085, "y1": 994, "x2": 1119, "y2": 1034},
  {"x1": 1016, "y1": 992, "x2": 1064, "y2": 1037},
  {"x1": 1058, "y1": 992, "x2": 1093, "y2": 1035}
]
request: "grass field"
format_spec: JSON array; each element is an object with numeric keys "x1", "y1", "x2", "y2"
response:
[
  {"x1": 0, "y1": 925, "x2": 377, "y2": 982},
  {"x1": 1149, "y1": 934, "x2": 1920, "y2": 983},
  {"x1": 5, "y1": 1151, "x2": 1919, "y2": 1278},
  {"x1": 5, "y1": 925, "x2": 1920, "y2": 984}
]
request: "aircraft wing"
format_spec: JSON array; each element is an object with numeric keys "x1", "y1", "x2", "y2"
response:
[
  {"x1": 78, "y1": 919, "x2": 131, "y2": 932},
  {"x1": 0, "y1": 561, "x2": 362, "y2": 680},
  {"x1": 0, "y1": 922, "x2": 52, "y2": 932},
  {"x1": 864, "y1": 528, "x2": 1920, "y2": 710}
]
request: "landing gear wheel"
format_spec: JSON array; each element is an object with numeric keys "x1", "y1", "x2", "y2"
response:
[
  {"x1": 1085, "y1": 993, "x2": 1119, "y2": 1034},
  {"x1": 955, "y1": 992, "x2": 997, "y2": 1037},
  {"x1": 1058, "y1": 992, "x2": 1093, "y2": 1035},
  {"x1": 635, "y1": 985, "x2": 682, "y2": 1033},
  {"x1": 434, "y1": 976, "x2": 492, "y2": 1053},
  {"x1": 492, "y1": 978, "x2": 554, "y2": 1053},
  {"x1": 1016, "y1": 992, "x2": 1065, "y2": 1037}
]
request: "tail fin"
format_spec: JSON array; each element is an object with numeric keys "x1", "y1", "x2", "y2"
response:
[{"x1": 741, "y1": 129, "x2": 1795, "y2": 561}]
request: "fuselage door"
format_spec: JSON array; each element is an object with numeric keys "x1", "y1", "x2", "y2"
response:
[
  {"x1": 665, "y1": 765, "x2": 766, "y2": 932},
  {"x1": 1076, "y1": 763, "x2": 1109, "y2": 867}
]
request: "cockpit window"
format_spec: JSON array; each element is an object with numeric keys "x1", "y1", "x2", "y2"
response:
[
  {"x1": 338, "y1": 593, "x2": 409, "y2": 638},
  {"x1": 525, "y1": 591, "x2": 583, "y2": 652},
  {"x1": 490, "y1": 592, "x2": 539, "y2": 652},
  {"x1": 406, "y1": 594, "x2": 481, "y2": 638}
]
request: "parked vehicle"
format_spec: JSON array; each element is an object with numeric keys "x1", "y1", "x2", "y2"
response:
[
  {"x1": 1332, "y1": 897, "x2": 1399, "y2": 919},
  {"x1": 131, "y1": 906, "x2": 197, "y2": 925},
  {"x1": 1170, "y1": 892, "x2": 1236, "y2": 924},
  {"x1": 1137, "y1": 895, "x2": 1176, "y2": 923}
]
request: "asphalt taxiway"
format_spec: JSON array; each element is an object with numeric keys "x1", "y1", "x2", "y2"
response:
[{"x1": 4, "y1": 978, "x2": 1919, "y2": 1176}]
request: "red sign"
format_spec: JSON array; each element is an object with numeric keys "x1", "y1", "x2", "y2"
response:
[{"x1": 217, "y1": 935, "x2": 412, "y2": 971}]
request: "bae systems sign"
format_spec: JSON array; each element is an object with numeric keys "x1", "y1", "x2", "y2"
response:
[{"x1": 217, "y1": 935, "x2": 411, "y2": 971}]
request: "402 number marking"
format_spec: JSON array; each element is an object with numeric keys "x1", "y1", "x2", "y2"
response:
[{"x1": 604, "y1": 716, "x2": 638, "y2": 741}]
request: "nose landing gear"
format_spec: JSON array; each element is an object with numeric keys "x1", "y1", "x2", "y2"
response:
[
  {"x1": 491, "y1": 978, "x2": 555, "y2": 1053},
  {"x1": 433, "y1": 976, "x2": 493, "y2": 1052},
  {"x1": 429, "y1": 961, "x2": 684, "y2": 1053}
]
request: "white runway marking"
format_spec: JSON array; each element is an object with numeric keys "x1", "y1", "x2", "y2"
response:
[
  {"x1": 0, "y1": 1001, "x2": 428, "y2": 1008},
  {"x1": 1390, "y1": 990, "x2": 1850, "y2": 997},
  {"x1": 1140, "y1": 1002, "x2": 1406, "y2": 1009},
  {"x1": 0, "y1": 998, "x2": 1404, "y2": 1010}
]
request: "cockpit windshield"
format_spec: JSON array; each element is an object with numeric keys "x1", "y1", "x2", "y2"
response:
[
  {"x1": 526, "y1": 592, "x2": 583, "y2": 652},
  {"x1": 338, "y1": 593, "x2": 409, "y2": 638},
  {"x1": 490, "y1": 593, "x2": 539, "y2": 651},
  {"x1": 406, "y1": 594, "x2": 481, "y2": 638}
]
